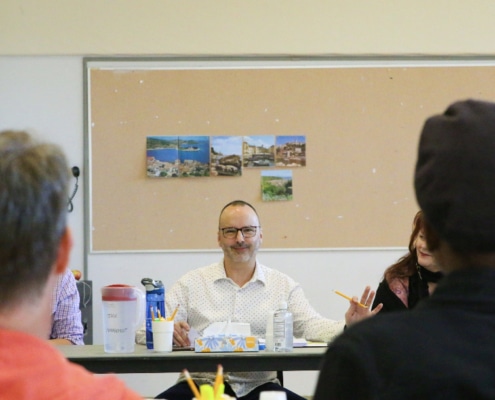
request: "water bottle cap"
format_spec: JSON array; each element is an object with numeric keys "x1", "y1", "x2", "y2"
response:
[
  {"x1": 101, "y1": 284, "x2": 141, "y2": 301},
  {"x1": 141, "y1": 277, "x2": 164, "y2": 291},
  {"x1": 278, "y1": 301, "x2": 288, "y2": 310}
]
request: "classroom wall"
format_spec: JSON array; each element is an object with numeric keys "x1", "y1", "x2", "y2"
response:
[
  {"x1": 2, "y1": 1, "x2": 495, "y2": 55},
  {"x1": 2, "y1": 1, "x2": 495, "y2": 397}
]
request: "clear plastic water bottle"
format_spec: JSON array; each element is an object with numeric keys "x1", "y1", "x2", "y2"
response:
[
  {"x1": 265, "y1": 310, "x2": 275, "y2": 351},
  {"x1": 273, "y1": 301, "x2": 293, "y2": 352}
]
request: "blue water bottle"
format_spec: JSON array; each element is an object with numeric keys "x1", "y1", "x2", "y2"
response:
[{"x1": 141, "y1": 278, "x2": 165, "y2": 350}]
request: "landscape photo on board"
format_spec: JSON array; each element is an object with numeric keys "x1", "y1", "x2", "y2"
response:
[
  {"x1": 261, "y1": 169, "x2": 293, "y2": 201},
  {"x1": 275, "y1": 135, "x2": 306, "y2": 167},
  {"x1": 178, "y1": 135, "x2": 211, "y2": 177},
  {"x1": 146, "y1": 136, "x2": 179, "y2": 178},
  {"x1": 243, "y1": 135, "x2": 275, "y2": 168},
  {"x1": 210, "y1": 136, "x2": 243, "y2": 177}
]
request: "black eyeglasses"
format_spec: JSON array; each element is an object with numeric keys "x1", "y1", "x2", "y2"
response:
[{"x1": 220, "y1": 226, "x2": 260, "y2": 239}]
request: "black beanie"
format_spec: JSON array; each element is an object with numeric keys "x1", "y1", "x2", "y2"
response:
[{"x1": 415, "y1": 99, "x2": 495, "y2": 252}]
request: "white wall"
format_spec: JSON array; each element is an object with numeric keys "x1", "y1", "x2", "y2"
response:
[
  {"x1": 0, "y1": 56, "x2": 85, "y2": 266},
  {"x1": 2, "y1": 1, "x2": 495, "y2": 55}
]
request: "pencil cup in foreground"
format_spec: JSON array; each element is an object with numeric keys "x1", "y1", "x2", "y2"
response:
[
  {"x1": 152, "y1": 320, "x2": 174, "y2": 352},
  {"x1": 259, "y1": 391, "x2": 287, "y2": 400},
  {"x1": 101, "y1": 284, "x2": 145, "y2": 353}
]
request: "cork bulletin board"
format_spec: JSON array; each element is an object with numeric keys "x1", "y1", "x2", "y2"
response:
[{"x1": 84, "y1": 58, "x2": 495, "y2": 252}]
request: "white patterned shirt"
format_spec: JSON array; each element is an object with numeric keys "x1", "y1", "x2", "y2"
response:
[{"x1": 168, "y1": 260, "x2": 345, "y2": 397}]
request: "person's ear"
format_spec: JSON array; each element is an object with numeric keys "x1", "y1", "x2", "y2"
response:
[{"x1": 54, "y1": 227, "x2": 73, "y2": 274}]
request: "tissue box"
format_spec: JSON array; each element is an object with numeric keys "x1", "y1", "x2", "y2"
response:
[{"x1": 194, "y1": 335, "x2": 259, "y2": 353}]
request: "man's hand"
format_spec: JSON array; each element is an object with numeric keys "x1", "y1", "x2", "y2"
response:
[
  {"x1": 173, "y1": 320, "x2": 191, "y2": 347},
  {"x1": 344, "y1": 285, "x2": 382, "y2": 327}
]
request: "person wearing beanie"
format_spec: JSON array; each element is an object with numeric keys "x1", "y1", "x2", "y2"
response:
[
  {"x1": 313, "y1": 99, "x2": 495, "y2": 399},
  {"x1": 372, "y1": 210, "x2": 443, "y2": 313}
]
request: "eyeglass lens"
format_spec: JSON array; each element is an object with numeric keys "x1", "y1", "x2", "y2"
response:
[{"x1": 221, "y1": 226, "x2": 258, "y2": 238}]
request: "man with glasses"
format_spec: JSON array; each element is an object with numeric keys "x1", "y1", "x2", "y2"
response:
[{"x1": 154, "y1": 199, "x2": 381, "y2": 400}]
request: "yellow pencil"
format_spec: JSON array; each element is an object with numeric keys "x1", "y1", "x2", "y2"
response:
[
  {"x1": 334, "y1": 290, "x2": 368, "y2": 308},
  {"x1": 184, "y1": 369, "x2": 202, "y2": 400},
  {"x1": 168, "y1": 304, "x2": 180, "y2": 321},
  {"x1": 213, "y1": 364, "x2": 223, "y2": 399},
  {"x1": 150, "y1": 306, "x2": 155, "y2": 320}
]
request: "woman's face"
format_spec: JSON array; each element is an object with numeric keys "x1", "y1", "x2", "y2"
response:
[{"x1": 414, "y1": 230, "x2": 441, "y2": 272}]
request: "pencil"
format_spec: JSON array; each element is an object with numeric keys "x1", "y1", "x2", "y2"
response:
[
  {"x1": 334, "y1": 290, "x2": 368, "y2": 308},
  {"x1": 213, "y1": 364, "x2": 223, "y2": 399},
  {"x1": 150, "y1": 306, "x2": 155, "y2": 320},
  {"x1": 184, "y1": 369, "x2": 202, "y2": 400},
  {"x1": 157, "y1": 308, "x2": 162, "y2": 319},
  {"x1": 168, "y1": 304, "x2": 180, "y2": 321}
]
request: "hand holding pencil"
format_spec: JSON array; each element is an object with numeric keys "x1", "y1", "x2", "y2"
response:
[
  {"x1": 334, "y1": 290, "x2": 368, "y2": 308},
  {"x1": 339, "y1": 286, "x2": 383, "y2": 327}
]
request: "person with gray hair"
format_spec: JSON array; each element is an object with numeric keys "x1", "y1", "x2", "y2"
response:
[
  {"x1": 314, "y1": 99, "x2": 495, "y2": 399},
  {"x1": 0, "y1": 130, "x2": 142, "y2": 399}
]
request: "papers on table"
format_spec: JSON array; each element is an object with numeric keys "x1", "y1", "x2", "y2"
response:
[
  {"x1": 305, "y1": 340, "x2": 328, "y2": 347},
  {"x1": 294, "y1": 339, "x2": 328, "y2": 347},
  {"x1": 258, "y1": 338, "x2": 328, "y2": 348}
]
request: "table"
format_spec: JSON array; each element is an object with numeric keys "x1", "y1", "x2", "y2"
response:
[{"x1": 58, "y1": 344, "x2": 326, "y2": 374}]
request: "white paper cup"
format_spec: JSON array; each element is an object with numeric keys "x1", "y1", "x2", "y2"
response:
[{"x1": 151, "y1": 320, "x2": 174, "y2": 352}]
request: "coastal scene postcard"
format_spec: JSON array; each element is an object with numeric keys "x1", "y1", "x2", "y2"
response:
[
  {"x1": 275, "y1": 135, "x2": 306, "y2": 167},
  {"x1": 261, "y1": 169, "x2": 293, "y2": 201},
  {"x1": 210, "y1": 136, "x2": 242, "y2": 177},
  {"x1": 243, "y1": 135, "x2": 275, "y2": 168},
  {"x1": 146, "y1": 136, "x2": 179, "y2": 178},
  {"x1": 178, "y1": 136, "x2": 211, "y2": 177}
]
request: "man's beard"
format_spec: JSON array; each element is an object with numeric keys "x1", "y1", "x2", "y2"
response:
[{"x1": 223, "y1": 242, "x2": 258, "y2": 263}]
